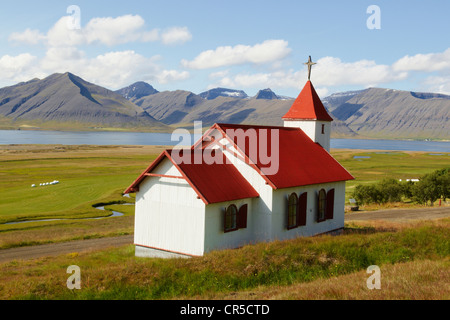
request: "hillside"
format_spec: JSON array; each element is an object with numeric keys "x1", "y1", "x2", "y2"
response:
[
  {"x1": 115, "y1": 81, "x2": 159, "y2": 103},
  {"x1": 0, "y1": 73, "x2": 168, "y2": 131},
  {"x1": 128, "y1": 85, "x2": 357, "y2": 137},
  {"x1": 329, "y1": 88, "x2": 450, "y2": 140},
  {"x1": 1, "y1": 74, "x2": 448, "y2": 139}
]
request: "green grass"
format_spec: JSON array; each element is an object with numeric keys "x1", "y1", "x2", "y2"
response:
[
  {"x1": 332, "y1": 150, "x2": 450, "y2": 201},
  {"x1": 0, "y1": 146, "x2": 448, "y2": 248},
  {"x1": 1, "y1": 219, "x2": 447, "y2": 299},
  {"x1": 0, "y1": 145, "x2": 449, "y2": 300},
  {"x1": 0, "y1": 153, "x2": 150, "y2": 222}
]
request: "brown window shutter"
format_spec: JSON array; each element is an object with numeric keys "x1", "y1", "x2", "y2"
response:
[
  {"x1": 238, "y1": 204, "x2": 248, "y2": 229},
  {"x1": 297, "y1": 192, "x2": 307, "y2": 226},
  {"x1": 326, "y1": 188, "x2": 335, "y2": 220}
]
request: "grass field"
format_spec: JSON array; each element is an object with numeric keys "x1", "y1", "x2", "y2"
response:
[
  {"x1": 0, "y1": 145, "x2": 448, "y2": 249},
  {"x1": 0, "y1": 144, "x2": 449, "y2": 300},
  {"x1": 0, "y1": 219, "x2": 448, "y2": 299}
]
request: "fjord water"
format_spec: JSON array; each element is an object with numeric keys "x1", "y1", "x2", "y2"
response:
[{"x1": 0, "y1": 129, "x2": 449, "y2": 152}]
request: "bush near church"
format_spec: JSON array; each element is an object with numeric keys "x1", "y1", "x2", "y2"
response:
[{"x1": 352, "y1": 168, "x2": 449, "y2": 206}]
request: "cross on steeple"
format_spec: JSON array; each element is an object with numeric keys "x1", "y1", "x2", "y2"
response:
[{"x1": 304, "y1": 56, "x2": 317, "y2": 81}]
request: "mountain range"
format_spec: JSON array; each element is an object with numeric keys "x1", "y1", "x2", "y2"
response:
[
  {"x1": 0, "y1": 73, "x2": 167, "y2": 131},
  {"x1": 0, "y1": 72, "x2": 448, "y2": 140}
]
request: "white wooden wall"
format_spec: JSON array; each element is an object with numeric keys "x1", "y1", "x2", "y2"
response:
[
  {"x1": 134, "y1": 158, "x2": 206, "y2": 256},
  {"x1": 215, "y1": 135, "x2": 274, "y2": 242},
  {"x1": 204, "y1": 198, "x2": 255, "y2": 253},
  {"x1": 271, "y1": 181, "x2": 346, "y2": 241}
]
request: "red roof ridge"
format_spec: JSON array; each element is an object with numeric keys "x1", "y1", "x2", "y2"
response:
[{"x1": 282, "y1": 81, "x2": 333, "y2": 122}]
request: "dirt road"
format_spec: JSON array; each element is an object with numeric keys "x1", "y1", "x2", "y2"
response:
[
  {"x1": 345, "y1": 206, "x2": 450, "y2": 222},
  {"x1": 1, "y1": 207, "x2": 449, "y2": 264},
  {"x1": 0, "y1": 235, "x2": 133, "y2": 264}
]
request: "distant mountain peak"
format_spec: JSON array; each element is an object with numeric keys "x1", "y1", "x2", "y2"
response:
[
  {"x1": 116, "y1": 82, "x2": 159, "y2": 101},
  {"x1": 199, "y1": 87, "x2": 248, "y2": 100},
  {"x1": 255, "y1": 88, "x2": 279, "y2": 100}
]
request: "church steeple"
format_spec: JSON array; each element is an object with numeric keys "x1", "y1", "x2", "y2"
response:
[
  {"x1": 282, "y1": 80, "x2": 333, "y2": 122},
  {"x1": 283, "y1": 56, "x2": 333, "y2": 151}
]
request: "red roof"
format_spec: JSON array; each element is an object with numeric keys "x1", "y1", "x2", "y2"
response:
[
  {"x1": 204, "y1": 123, "x2": 354, "y2": 189},
  {"x1": 124, "y1": 149, "x2": 259, "y2": 204},
  {"x1": 282, "y1": 81, "x2": 333, "y2": 121}
]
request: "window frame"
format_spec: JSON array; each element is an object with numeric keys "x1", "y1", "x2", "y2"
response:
[
  {"x1": 287, "y1": 192, "x2": 299, "y2": 230},
  {"x1": 317, "y1": 189, "x2": 327, "y2": 222},
  {"x1": 224, "y1": 204, "x2": 238, "y2": 233}
]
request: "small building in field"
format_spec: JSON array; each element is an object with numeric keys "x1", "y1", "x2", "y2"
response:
[{"x1": 124, "y1": 78, "x2": 354, "y2": 258}]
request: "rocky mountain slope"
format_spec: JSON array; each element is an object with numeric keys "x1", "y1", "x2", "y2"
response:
[
  {"x1": 2, "y1": 73, "x2": 447, "y2": 140},
  {"x1": 124, "y1": 85, "x2": 356, "y2": 136},
  {"x1": 115, "y1": 81, "x2": 159, "y2": 102},
  {"x1": 328, "y1": 88, "x2": 450, "y2": 139},
  {"x1": 0, "y1": 73, "x2": 168, "y2": 131}
]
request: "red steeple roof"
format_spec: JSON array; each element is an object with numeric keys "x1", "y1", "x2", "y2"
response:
[{"x1": 282, "y1": 81, "x2": 333, "y2": 121}]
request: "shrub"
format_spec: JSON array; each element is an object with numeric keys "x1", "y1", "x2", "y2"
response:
[{"x1": 352, "y1": 167, "x2": 449, "y2": 206}]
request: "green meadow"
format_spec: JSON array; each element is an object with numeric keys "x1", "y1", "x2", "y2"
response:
[
  {"x1": 0, "y1": 144, "x2": 449, "y2": 300},
  {"x1": 0, "y1": 145, "x2": 449, "y2": 248}
]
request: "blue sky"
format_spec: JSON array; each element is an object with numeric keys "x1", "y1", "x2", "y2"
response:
[{"x1": 1, "y1": 0, "x2": 450, "y2": 97}]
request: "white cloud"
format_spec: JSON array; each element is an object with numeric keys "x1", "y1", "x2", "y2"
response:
[
  {"x1": 9, "y1": 29, "x2": 46, "y2": 45},
  {"x1": 207, "y1": 56, "x2": 412, "y2": 96},
  {"x1": 9, "y1": 14, "x2": 191, "y2": 47},
  {"x1": 313, "y1": 56, "x2": 408, "y2": 87},
  {"x1": 83, "y1": 15, "x2": 147, "y2": 46},
  {"x1": 422, "y1": 76, "x2": 450, "y2": 94},
  {"x1": 161, "y1": 27, "x2": 192, "y2": 45},
  {"x1": 181, "y1": 39, "x2": 292, "y2": 69},
  {"x1": 0, "y1": 48, "x2": 189, "y2": 90},
  {"x1": 156, "y1": 70, "x2": 190, "y2": 84},
  {"x1": 209, "y1": 70, "x2": 230, "y2": 79},
  {"x1": 393, "y1": 48, "x2": 450, "y2": 73},
  {"x1": 0, "y1": 53, "x2": 37, "y2": 82},
  {"x1": 2, "y1": 14, "x2": 193, "y2": 89}
]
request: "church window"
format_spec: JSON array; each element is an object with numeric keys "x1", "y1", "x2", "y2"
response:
[
  {"x1": 224, "y1": 204, "x2": 238, "y2": 232},
  {"x1": 287, "y1": 193, "x2": 298, "y2": 229},
  {"x1": 224, "y1": 204, "x2": 248, "y2": 232},
  {"x1": 317, "y1": 189, "x2": 327, "y2": 222}
]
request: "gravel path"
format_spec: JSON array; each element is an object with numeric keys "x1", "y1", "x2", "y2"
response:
[
  {"x1": 0, "y1": 235, "x2": 133, "y2": 263},
  {"x1": 345, "y1": 206, "x2": 450, "y2": 222}
]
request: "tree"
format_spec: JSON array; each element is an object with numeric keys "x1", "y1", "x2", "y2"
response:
[
  {"x1": 412, "y1": 172, "x2": 441, "y2": 206},
  {"x1": 378, "y1": 178, "x2": 403, "y2": 203}
]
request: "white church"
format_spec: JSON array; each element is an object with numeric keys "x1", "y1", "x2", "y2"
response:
[{"x1": 125, "y1": 60, "x2": 354, "y2": 258}]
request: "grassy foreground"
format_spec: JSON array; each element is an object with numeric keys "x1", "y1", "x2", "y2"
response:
[{"x1": 0, "y1": 219, "x2": 448, "y2": 299}]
